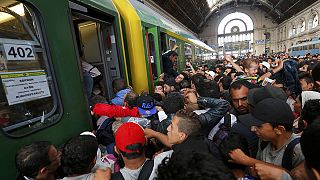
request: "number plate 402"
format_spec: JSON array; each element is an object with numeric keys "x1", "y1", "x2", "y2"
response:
[{"x1": 3, "y1": 44, "x2": 36, "y2": 61}]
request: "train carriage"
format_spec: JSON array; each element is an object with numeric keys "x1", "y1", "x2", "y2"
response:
[
  {"x1": 0, "y1": 0, "x2": 213, "y2": 178},
  {"x1": 0, "y1": 0, "x2": 126, "y2": 178}
]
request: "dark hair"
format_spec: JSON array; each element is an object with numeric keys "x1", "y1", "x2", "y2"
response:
[
  {"x1": 219, "y1": 133, "x2": 250, "y2": 171},
  {"x1": 229, "y1": 79, "x2": 253, "y2": 93},
  {"x1": 124, "y1": 91, "x2": 138, "y2": 109},
  {"x1": 270, "y1": 122, "x2": 293, "y2": 132},
  {"x1": 299, "y1": 75, "x2": 314, "y2": 84},
  {"x1": 174, "y1": 109, "x2": 201, "y2": 136},
  {"x1": 112, "y1": 78, "x2": 127, "y2": 93},
  {"x1": 119, "y1": 143, "x2": 145, "y2": 160},
  {"x1": 179, "y1": 80, "x2": 191, "y2": 89},
  {"x1": 191, "y1": 73, "x2": 205, "y2": 87},
  {"x1": 180, "y1": 72, "x2": 189, "y2": 81},
  {"x1": 300, "y1": 99, "x2": 320, "y2": 127},
  {"x1": 15, "y1": 141, "x2": 52, "y2": 178},
  {"x1": 61, "y1": 135, "x2": 98, "y2": 175},
  {"x1": 301, "y1": 122, "x2": 320, "y2": 173},
  {"x1": 197, "y1": 80, "x2": 220, "y2": 99},
  {"x1": 221, "y1": 76, "x2": 232, "y2": 90},
  {"x1": 162, "y1": 92, "x2": 184, "y2": 114},
  {"x1": 155, "y1": 81, "x2": 164, "y2": 88},
  {"x1": 156, "y1": 151, "x2": 236, "y2": 180},
  {"x1": 168, "y1": 51, "x2": 178, "y2": 57},
  {"x1": 151, "y1": 92, "x2": 163, "y2": 102},
  {"x1": 312, "y1": 63, "x2": 320, "y2": 82}
]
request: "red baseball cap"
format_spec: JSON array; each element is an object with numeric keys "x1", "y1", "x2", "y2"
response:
[{"x1": 115, "y1": 122, "x2": 146, "y2": 153}]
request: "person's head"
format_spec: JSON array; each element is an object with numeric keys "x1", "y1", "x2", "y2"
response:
[
  {"x1": 220, "y1": 76, "x2": 232, "y2": 91},
  {"x1": 299, "y1": 62, "x2": 309, "y2": 72},
  {"x1": 115, "y1": 122, "x2": 146, "y2": 160},
  {"x1": 156, "y1": 151, "x2": 236, "y2": 180},
  {"x1": 179, "y1": 80, "x2": 191, "y2": 91},
  {"x1": 162, "y1": 92, "x2": 184, "y2": 114},
  {"x1": 312, "y1": 63, "x2": 320, "y2": 90},
  {"x1": 299, "y1": 76, "x2": 314, "y2": 91},
  {"x1": 175, "y1": 73, "x2": 185, "y2": 83},
  {"x1": 124, "y1": 91, "x2": 138, "y2": 109},
  {"x1": 164, "y1": 78, "x2": 178, "y2": 94},
  {"x1": 243, "y1": 58, "x2": 259, "y2": 76},
  {"x1": 168, "y1": 51, "x2": 178, "y2": 63},
  {"x1": 301, "y1": 122, "x2": 320, "y2": 179},
  {"x1": 197, "y1": 80, "x2": 220, "y2": 99},
  {"x1": 293, "y1": 94, "x2": 302, "y2": 114},
  {"x1": 190, "y1": 73, "x2": 205, "y2": 90},
  {"x1": 15, "y1": 141, "x2": 60, "y2": 179},
  {"x1": 219, "y1": 133, "x2": 250, "y2": 173},
  {"x1": 155, "y1": 81, "x2": 164, "y2": 93},
  {"x1": 299, "y1": 99, "x2": 320, "y2": 131},
  {"x1": 239, "y1": 98, "x2": 294, "y2": 142},
  {"x1": 61, "y1": 135, "x2": 98, "y2": 176},
  {"x1": 229, "y1": 80, "x2": 252, "y2": 114},
  {"x1": 167, "y1": 109, "x2": 201, "y2": 144},
  {"x1": 112, "y1": 78, "x2": 127, "y2": 93},
  {"x1": 136, "y1": 95, "x2": 157, "y2": 117}
]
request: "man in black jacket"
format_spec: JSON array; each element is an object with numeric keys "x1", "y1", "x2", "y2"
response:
[{"x1": 162, "y1": 50, "x2": 179, "y2": 78}]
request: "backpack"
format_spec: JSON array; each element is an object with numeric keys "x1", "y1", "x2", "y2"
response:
[
  {"x1": 96, "y1": 117, "x2": 116, "y2": 146},
  {"x1": 206, "y1": 114, "x2": 232, "y2": 158},
  {"x1": 111, "y1": 160, "x2": 154, "y2": 180},
  {"x1": 211, "y1": 113, "x2": 232, "y2": 147},
  {"x1": 260, "y1": 137, "x2": 300, "y2": 171}
]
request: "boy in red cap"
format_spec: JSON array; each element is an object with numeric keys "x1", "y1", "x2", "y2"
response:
[{"x1": 112, "y1": 122, "x2": 172, "y2": 180}]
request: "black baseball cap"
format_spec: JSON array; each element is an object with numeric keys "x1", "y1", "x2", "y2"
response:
[
  {"x1": 136, "y1": 95, "x2": 156, "y2": 116},
  {"x1": 247, "y1": 85, "x2": 287, "y2": 107},
  {"x1": 239, "y1": 98, "x2": 294, "y2": 127}
]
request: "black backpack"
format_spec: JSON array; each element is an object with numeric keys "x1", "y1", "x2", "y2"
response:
[
  {"x1": 96, "y1": 117, "x2": 116, "y2": 146},
  {"x1": 207, "y1": 114, "x2": 232, "y2": 157},
  {"x1": 111, "y1": 160, "x2": 154, "y2": 180},
  {"x1": 211, "y1": 114, "x2": 232, "y2": 147},
  {"x1": 260, "y1": 137, "x2": 300, "y2": 171}
]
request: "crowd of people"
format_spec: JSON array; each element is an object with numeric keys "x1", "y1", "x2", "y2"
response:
[{"x1": 15, "y1": 50, "x2": 320, "y2": 180}]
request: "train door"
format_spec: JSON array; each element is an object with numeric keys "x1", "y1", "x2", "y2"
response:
[
  {"x1": 69, "y1": 2, "x2": 122, "y2": 102},
  {"x1": 146, "y1": 27, "x2": 161, "y2": 80}
]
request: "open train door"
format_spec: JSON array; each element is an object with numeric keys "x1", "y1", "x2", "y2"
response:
[
  {"x1": 146, "y1": 27, "x2": 162, "y2": 81},
  {"x1": 69, "y1": 1, "x2": 124, "y2": 104}
]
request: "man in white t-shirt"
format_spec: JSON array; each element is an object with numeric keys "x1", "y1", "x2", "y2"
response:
[{"x1": 112, "y1": 122, "x2": 171, "y2": 180}]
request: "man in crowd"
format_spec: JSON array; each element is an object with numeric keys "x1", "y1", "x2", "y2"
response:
[
  {"x1": 112, "y1": 122, "x2": 171, "y2": 180},
  {"x1": 112, "y1": 78, "x2": 131, "y2": 106},
  {"x1": 15, "y1": 141, "x2": 61, "y2": 180}
]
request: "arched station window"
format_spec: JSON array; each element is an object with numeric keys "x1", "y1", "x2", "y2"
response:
[{"x1": 217, "y1": 12, "x2": 254, "y2": 57}]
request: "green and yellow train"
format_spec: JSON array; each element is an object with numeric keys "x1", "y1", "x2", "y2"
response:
[{"x1": 0, "y1": 0, "x2": 214, "y2": 178}]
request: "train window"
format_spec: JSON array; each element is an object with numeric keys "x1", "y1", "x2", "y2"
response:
[
  {"x1": 148, "y1": 33, "x2": 157, "y2": 79},
  {"x1": 184, "y1": 43, "x2": 192, "y2": 62},
  {"x1": 0, "y1": 1, "x2": 59, "y2": 136},
  {"x1": 309, "y1": 45, "x2": 313, "y2": 50}
]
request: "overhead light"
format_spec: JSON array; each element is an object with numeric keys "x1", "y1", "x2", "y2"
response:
[{"x1": 0, "y1": 3, "x2": 25, "y2": 24}]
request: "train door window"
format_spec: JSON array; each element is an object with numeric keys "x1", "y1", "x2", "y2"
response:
[
  {"x1": 147, "y1": 33, "x2": 157, "y2": 80},
  {"x1": 71, "y1": 8, "x2": 122, "y2": 101},
  {"x1": 169, "y1": 37, "x2": 176, "y2": 50},
  {"x1": 160, "y1": 32, "x2": 167, "y2": 54},
  {"x1": 0, "y1": 1, "x2": 60, "y2": 136},
  {"x1": 184, "y1": 43, "x2": 192, "y2": 63}
]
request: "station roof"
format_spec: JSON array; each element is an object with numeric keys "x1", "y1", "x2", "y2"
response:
[{"x1": 149, "y1": 0, "x2": 318, "y2": 33}]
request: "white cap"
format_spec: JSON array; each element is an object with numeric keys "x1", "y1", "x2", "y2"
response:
[
  {"x1": 206, "y1": 71, "x2": 216, "y2": 77},
  {"x1": 260, "y1": 61, "x2": 270, "y2": 69}
]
